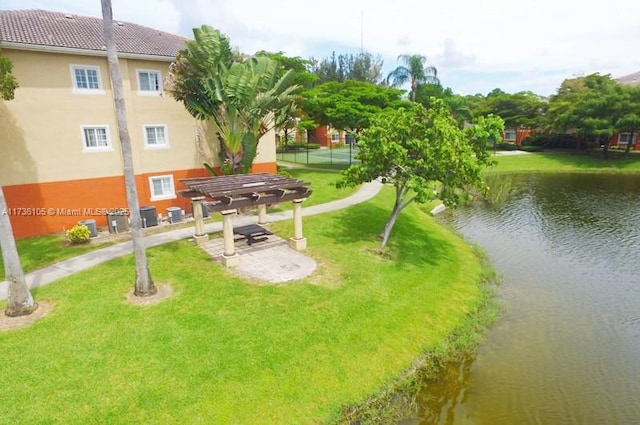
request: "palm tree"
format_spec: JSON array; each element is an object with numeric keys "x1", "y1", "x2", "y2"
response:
[
  {"x1": 1, "y1": 48, "x2": 36, "y2": 317},
  {"x1": 101, "y1": 0, "x2": 156, "y2": 296},
  {"x1": 1, "y1": 189, "x2": 37, "y2": 317},
  {"x1": 386, "y1": 54, "x2": 439, "y2": 102},
  {"x1": 166, "y1": 27, "x2": 300, "y2": 174}
]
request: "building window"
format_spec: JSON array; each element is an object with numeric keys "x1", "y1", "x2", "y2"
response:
[
  {"x1": 137, "y1": 70, "x2": 161, "y2": 93},
  {"x1": 504, "y1": 129, "x2": 517, "y2": 141},
  {"x1": 149, "y1": 175, "x2": 176, "y2": 201},
  {"x1": 82, "y1": 126, "x2": 111, "y2": 151},
  {"x1": 345, "y1": 133, "x2": 356, "y2": 145},
  {"x1": 144, "y1": 125, "x2": 169, "y2": 148},
  {"x1": 618, "y1": 132, "x2": 636, "y2": 145},
  {"x1": 331, "y1": 133, "x2": 340, "y2": 142},
  {"x1": 71, "y1": 65, "x2": 103, "y2": 93}
]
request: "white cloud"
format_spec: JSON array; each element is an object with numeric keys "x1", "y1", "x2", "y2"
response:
[{"x1": 3, "y1": 0, "x2": 639, "y2": 95}]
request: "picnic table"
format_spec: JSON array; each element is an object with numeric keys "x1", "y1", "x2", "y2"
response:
[{"x1": 233, "y1": 224, "x2": 273, "y2": 246}]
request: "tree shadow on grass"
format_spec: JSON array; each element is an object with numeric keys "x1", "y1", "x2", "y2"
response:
[{"x1": 317, "y1": 202, "x2": 455, "y2": 269}]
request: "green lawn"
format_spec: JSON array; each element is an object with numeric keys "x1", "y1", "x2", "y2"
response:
[
  {"x1": 6, "y1": 152, "x2": 632, "y2": 423},
  {"x1": 0, "y1": 235, "x2": 114, "y2": 276},
  {"x1": 490, "y1": 151, "x2": 640, "y2": 174},
  {"x1": 0, "y1": 188, "x2": 489, "y2": 424},
  {"x1": 280, "y1": 168, "x2": 359, "y2": 208}
]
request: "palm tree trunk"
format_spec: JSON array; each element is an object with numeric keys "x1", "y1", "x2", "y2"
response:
[
  {"x1": 411, "y1": 78, "x2": 417, "y2": 103},
  {"x1": 101, "y1": 0, "x2": 156, "y2": 296},
  {"x1": 0, "y1": 184, "x2": 36, "y2": 316}
]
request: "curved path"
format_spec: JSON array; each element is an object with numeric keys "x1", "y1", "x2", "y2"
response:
[{"x1": 0, "y1": 180, "x2": 383, "y2": 299}]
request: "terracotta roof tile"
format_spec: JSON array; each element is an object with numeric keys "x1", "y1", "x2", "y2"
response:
[{"x1": 0, "y1": 9, "x2": 186, "y2": 58}]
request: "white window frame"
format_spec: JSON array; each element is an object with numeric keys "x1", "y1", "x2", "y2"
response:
[
  {"x1": 143, "y1": 125, "x2": 170, "y2": 149},
  {"x1": 504, "y1": 129, "x2": 517, "y2": 141},
  {"x1": 331, "y1": 133, "x2": 340, "y2": 142},
  {"x1": 618, "y1": 132, "x2": 636, "y2": 146},
  {"x1": 70, "y1": 65, "x2": 104, "y2": 94},
  {"x1": 137, "y1": 69, "x2": 162, "y2": 95},
  {"x1": 81, "y1": 125, "x2": 112, "y2": 152},
  {"x1": 149, "y1": 175, "x2": 176, "y2": 201}
]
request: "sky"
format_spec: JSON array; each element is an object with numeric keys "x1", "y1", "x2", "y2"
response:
[{"x1": 2, "y1": 0, "x2": 639, "y2": 96}]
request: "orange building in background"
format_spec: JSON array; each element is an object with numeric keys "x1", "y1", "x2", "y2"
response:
[{"x1": 503, "y1": 128, "x2": 533, "y2": 145}]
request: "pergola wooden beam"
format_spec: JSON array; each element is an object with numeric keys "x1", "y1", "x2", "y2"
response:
[
  {"x1": 179, "y1": 173, "x2": 311, "y2": 211},
  {"x1": 179, "y1": 173, "x2": 313, "y2": 266}
]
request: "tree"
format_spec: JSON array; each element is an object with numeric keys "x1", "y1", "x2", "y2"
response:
[
  {"x1": 301, "y1": 80, "x2": 406, "y2": 135},
  {"x1": 338, "y1": 101, "x2": 503, "y2": 249},
  {"x1": 1, "y1": 47, "x2": 37, "y2": 316},
  {"x1": 255, "y1": 51, "x2": 318, "y2": 88},
  {"x1": 166, "y1": 26, "x2": 300, "y2": 174},
  {"x1": 386, "y1": 54, "x2": 439, "y2": 102},
  {"x1": 547, "y1": 74, "x2": 629, "y2": 158},
  {"x1": 471, "y1": 90, "x2": 546, "y2": 130},
  {"x1": 414, "y1": 84, "x2": 472, "y2": 127},
  {"x1": 255, "y1": 51, "x2": 317, "y2": 147},
  {"x1": 101, "y1": 0, "x2": 156, "y2": 296},
  {"x1": 311, "y1": 51, "x2": 384, "y2": 84},
  {"x1": 615, "y1": 85, "x2": 640, "y2": 157}
]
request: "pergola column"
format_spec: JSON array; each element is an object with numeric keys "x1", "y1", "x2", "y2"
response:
[
  {"x1": 191, "y1": 197, "x2": 209, "y2": 247},
  {"x1": 258, "y1": 204, "x2": 268, "y2": 225},
  {"x1": 221, "y1": 209, "x2": 240, "y2": 267},
  {"x1": 289, "y1": 198, "x2": 307, "y2": 251}
]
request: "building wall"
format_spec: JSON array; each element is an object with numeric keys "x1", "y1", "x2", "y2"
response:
[
  {"x1": 310, "y1": 126, "x2": 329, "y2": 147},
  {"x1": 503, "y1": 128, "x2": 532, "y2": 145},
  {"x1": 609, "y1": 132, "x2": 640, "y2": 150},
  {"x1": 0, "y1": 48, "x2": 277, "y2": 238}
]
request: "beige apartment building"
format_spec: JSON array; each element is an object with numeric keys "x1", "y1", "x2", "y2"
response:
[{"x1": 0, "y1": 10, "x2": 277, "y2": 238}]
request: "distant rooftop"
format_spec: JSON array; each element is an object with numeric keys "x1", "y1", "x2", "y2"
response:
[
  {"x1": 617, "y1": 71, "x2": 640, "y2": 86},
  {"x1": 0, "y1": 9, "x2": 186, "y2": 59}
]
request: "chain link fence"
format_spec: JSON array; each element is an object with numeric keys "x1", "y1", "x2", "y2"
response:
[{"x1": 276, "y1": 136, "x2": 360, "y2": 166}]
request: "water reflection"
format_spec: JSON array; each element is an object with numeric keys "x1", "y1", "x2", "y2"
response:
[{"x1": 412, "y1": 173, "x2": 640, "y2": 425}]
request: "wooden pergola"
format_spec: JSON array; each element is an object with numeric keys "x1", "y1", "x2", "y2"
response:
[{"x1": 179, "y1": 173, "x2": 312, "y2": 266}]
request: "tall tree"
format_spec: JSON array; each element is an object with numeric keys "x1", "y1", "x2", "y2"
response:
[
  {"x1": 254, "y1": 51, "x2": 318, "y2": 88},
  {"x1": 338, "y1": 101, "x2": 503, "y2": 248},
  {"x1": 301, "y1": 80, "x2": 406, "y2": 136},
  {"x1": 101, "y1": 0, "x2": 156, "y2": 296},
  {"x1": 471, "y1": 90, "x2": 547, "y2": 132},
  {"x1": 254, "y1": 51, "x2": 317, "y2": 148},
  {"x1": 615, "y1": 85, "x2": 640, "y2": 157},
  {"x1": 547, "y1": 74, "x2": 628, "y2": 158},
  {"x1": 414, "y1": 84, "x2": 472, "y2": 127},
  {"x1": 311, "y1": 51, "x2": 384, "y2": 84},
  {"x1": 166, "y1": 26, "x2": 299, "y2": 174},
  {"x1": 0, "y1": 46, "x2": 37, "y2": 317},
  {"x1": 386, "y1": 54, "x2": 439, "y2": 102}
]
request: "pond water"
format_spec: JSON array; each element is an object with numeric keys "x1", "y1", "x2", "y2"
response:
[{"x1": 413, "y1": 173, "x2": 640, "y2": 425}]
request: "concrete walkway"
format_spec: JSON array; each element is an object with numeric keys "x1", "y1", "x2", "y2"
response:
[{"x1": 0, "y1": 180, "x2": 383, "y2": 299}]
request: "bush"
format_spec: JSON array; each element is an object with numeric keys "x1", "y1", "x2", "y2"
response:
[
  {"x1": 276, "y1": 142, "x2": 321, "y2": 153},
  {"x1": 522, "y1": 133, "x2": 579, "y2": 149},
  {"x1": 497, "y1": 142, "x2": 518, "y2": 151},
  {"x1": 66, "y1": 224, "x2": 91, "y2": 244},
  {"x1": 520, "y1": 145, "x2": 544, "y2": 152}
]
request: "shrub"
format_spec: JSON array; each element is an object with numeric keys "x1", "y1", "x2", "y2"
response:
[
  {"x1": 522, "y1": 133, "x2": 579, "y2": 149},
  {"x1": 520, "y1": 145, "x2": 544, "y2": 152},
  {"x1": 66, "y1": 224, "x2": 91, "y2": 244},
  {"x1": 497, "y1": 142, "x2": 518, "y2": 151},
  {"x1": 276, "y1": 142, "x2": 321, "y2": 153}
]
